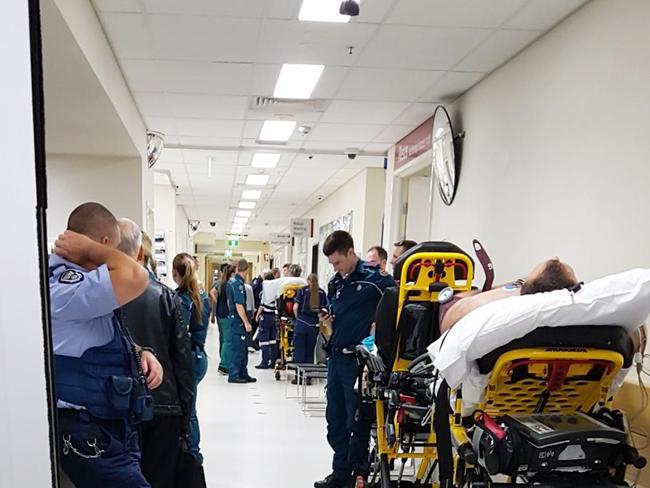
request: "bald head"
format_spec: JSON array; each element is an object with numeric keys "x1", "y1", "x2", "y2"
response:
[
  {"x1": 117, "y1": 218, "x2": 143, "y2": 259},
  {"x1": 67, "y1": 202, "x2": 120, "y2": 247}
]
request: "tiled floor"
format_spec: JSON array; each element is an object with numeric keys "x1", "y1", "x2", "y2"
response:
[{"x1": 197, "y1": 323, "x2": 332, "y2": 487}]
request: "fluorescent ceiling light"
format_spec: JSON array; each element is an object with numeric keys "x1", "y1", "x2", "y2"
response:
[
  {"x1": 252, "y1": 153, "x2": 280, "y2": 168},
  {"x1": 274, "y1": 64, "x2": 325, "y2": 99},
  {"x1": 299, "y1": 0, "x2": 350, "y2": 22},
  {"x1": 242, "y1": 190, "x2": 262, "y2": 200},
  {"x1": 259, "y1": 120, "x2": 296, "y2": 142},
  {"x1": 238, "y1": 201, "x2": 256, "y2": 209},
  {"x1": 207, "y1": 156, "x2": 213, "y2": 177},
  {"x1": 246, "y1": 174, "x2": 270, "y2": 186},
  {"x1": 233, "y1": 217, "x2": 248, "y2": 224},
  {"x1": 231, "y1": 223, "x2": 245, "y2": 230},
  {"x1": 236, "y1": 210, "x2": 252, "y2": 217}
]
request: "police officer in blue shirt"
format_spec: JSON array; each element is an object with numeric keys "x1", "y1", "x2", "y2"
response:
[
  {"x1": 226, "y1": 259, "x2": 257, "y2": 383},
  {"x1": 315, "y1": 231, "x2": 396, "y2": 488},
  {"x1": 50, "y1": 202, "x2": 163, "y2": 488}
]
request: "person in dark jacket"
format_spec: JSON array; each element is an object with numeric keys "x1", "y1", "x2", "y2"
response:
[
  {"x1": 117, "y1": 220, "x2": 193, "y2": 488},
  {"x1": 173, "y1": 252, "x2": 210, "y2": 464}
]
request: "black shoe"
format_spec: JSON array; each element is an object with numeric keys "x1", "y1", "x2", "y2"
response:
[
  {"x1": 228, "y1": 378, "x2": 247, "y2": 384},
  {"x1": 314, "y1": 474, "x2": 351, "y2": 488},
  {"x1": 245, "y1": 376, "x2": 257, "y2": 383},
  {"x1": 218, "y1": 366, "x2": 229, "y2": 375},
  {"x1": 255, "y1": 363, "x2": 271, "y2": 369}
]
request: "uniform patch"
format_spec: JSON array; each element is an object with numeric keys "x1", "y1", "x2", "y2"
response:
[{"x1": 59, "y1": 269, "x2": 84, "y2": 284}]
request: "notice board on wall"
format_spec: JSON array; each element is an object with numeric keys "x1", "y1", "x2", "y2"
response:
[{"x1": 317, "y1": 211, "x2": 353, "y2": 285}]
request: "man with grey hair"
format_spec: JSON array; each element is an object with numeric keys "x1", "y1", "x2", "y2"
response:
[{"x1": 118, "y1": 218, "x2": 194, "y2": 487}]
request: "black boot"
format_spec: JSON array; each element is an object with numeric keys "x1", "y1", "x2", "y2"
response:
[{"x1": 314, "y1": 473, "x2": 352, "y2": 488}]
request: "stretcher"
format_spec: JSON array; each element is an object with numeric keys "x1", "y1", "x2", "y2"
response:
[{"x1": 274, "y1": 282, "x2": 303, "y2": 381}]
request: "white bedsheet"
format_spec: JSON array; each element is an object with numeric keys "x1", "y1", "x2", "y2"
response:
[
  {"x1": 261, "y1": 277, "x2": 307, "y2": 306},
  {"x1": 428, "y1": 268, "x2": 650, "y2": 390}
]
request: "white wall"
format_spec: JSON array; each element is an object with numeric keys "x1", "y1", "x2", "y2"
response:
[
  {"x1": 416, "y1": 0, "x2": 650, "y2": 284},
  {"x1": 0, "y1": 2, "x2": 53, "y2": 486},
  {"x1": 47, "y1": 154, "x2": 144, "y2": 241},
  {"x1": 298, "y1": 167, "x2": 386, "y2": 273}
]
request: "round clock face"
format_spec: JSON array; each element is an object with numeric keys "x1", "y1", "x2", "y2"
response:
[{"x1": 431, "y1": 106, "x2": 457, "y2": 205}]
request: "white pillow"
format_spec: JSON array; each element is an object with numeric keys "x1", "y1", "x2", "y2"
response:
[
  {"x1": 428, "y1": 268, "x2": 650, "y2": 388},
  {"x1": 261, "y1": 277, "x2": 307, "y2": 305}
]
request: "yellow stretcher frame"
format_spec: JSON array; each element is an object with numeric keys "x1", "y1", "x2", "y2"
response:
[
  {"x1": 450, "y1": 346, "x2": 626, "y2": 486},
  {"x1": 372, "y1": 251, "x2": 475, "y2": 487},
  {"x1": 273, "y1": 283, "x2": 302, "y2": 380}
]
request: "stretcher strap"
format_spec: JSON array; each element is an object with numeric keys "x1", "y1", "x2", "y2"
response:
[
  {"x1": 434, "y1": 380, "x2": 454, "y2": 487},
  {"x1": 473, "y1": 239, "x2": 494, "y2": 292}
]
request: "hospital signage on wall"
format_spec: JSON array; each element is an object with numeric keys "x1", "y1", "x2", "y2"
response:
[
  {"x1": 269, "y1": 233, "x2": 291, "y2": 247},
  {"x1": 291, "y1": 218, "x2": 314, "y2": 237},
  {"x1": 395, "y1": 116, "x2": 434, "y2": 170}
]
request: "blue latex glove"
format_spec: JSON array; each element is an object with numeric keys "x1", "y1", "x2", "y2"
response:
[{"x1": 361, "y1": 335, "x2": 375, "y2": 351}]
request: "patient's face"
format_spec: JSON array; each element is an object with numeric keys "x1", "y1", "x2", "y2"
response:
[{"x1": 526, "y1": 257, "x2": 576, "y2": 284}]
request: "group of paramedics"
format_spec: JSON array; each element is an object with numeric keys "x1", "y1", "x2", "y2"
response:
[{"x1": 51, "y1": 199, "x2": 647, "y2": 488}]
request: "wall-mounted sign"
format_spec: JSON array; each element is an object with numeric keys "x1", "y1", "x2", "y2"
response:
[
  {"x1": 269, "y1": 233, "x2": 291, "y2": 247},
  {"x1": 395, "y1": 116, "x2": 434, "y2": 170},
  {"x1": 291, "y1": 218, "x2": 314, "y2": 237},
  {"x1": 224, "y1": 249, "x2": 233, "y2": 258},
  {"x1": 228, "y1": 239, "x2": 239, "y2": 248}
]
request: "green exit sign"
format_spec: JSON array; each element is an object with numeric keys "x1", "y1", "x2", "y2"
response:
[{"x1": 228, "y1": 239, "x2": 239, "y2": 248}]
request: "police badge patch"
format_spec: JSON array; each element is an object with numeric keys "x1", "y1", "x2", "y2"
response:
[{"x1": 59, "y1": 269, "x2": 84, "y2": 284}]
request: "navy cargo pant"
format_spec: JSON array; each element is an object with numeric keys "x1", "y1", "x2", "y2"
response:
[
  {"x1": 258, "y1": 312, "x2": 278, "y2": 367},
  {"x1": 229, "y1": 320, "x2": 249, "y2": 381},
  {"x1": 326, "y1": 353, "x2": 371, "y2": 481},
  {"x1": 58, "y1": 409, "x2": 150, "y2": 488}
]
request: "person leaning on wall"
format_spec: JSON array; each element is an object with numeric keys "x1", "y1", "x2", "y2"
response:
[{"x1": 117, "y1": 219, "x2": 193, "y2": 488}]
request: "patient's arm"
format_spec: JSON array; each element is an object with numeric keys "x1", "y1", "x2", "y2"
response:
[{"x1": 440, "y1": 286, "x2": 521, "y2": 333}]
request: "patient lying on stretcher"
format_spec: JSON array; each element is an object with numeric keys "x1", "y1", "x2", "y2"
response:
[{"x1": 439, "y1": 257, "x2": 647, "y2": 355}]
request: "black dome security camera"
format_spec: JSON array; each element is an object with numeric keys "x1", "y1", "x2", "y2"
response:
[
  {"x1": 339, "y1": 0, "x2": 359, "y2": 16},
  {"x1": 209, "y1": 221, "x2": 216, "y2": 227}
]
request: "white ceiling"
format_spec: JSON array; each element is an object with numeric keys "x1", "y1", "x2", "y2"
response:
[{"x1": 92, "y1": 0, "x2": 588, "y2": 239}]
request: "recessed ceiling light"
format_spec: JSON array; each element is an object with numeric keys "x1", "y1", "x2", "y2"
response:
[
  {"x1": 238, "y1": 201, "x2": 256, "y2": 209},
  {"x1": 236, "y1": 210, "x2": 253, "y2": 217},
  {"x1": 233, "y1": 217, "x2": 248, "y2": 224},
  {"x1": 231, "y1": 224, "x2": 245, "y2": 231},
  {"x1": 299, "y1": 0, "x2": 350, "y2": 22},
  {"x1": 242, "y1": 190, "x2": 262, "y2": 200},
  {"x1": 252, "y1": 153, "x2": 280, "y2": 168},
  {"x1": 274, "y1": 64, "x2": 324, "y2": 99},
  {"x1": 259, "y1": 120, "x2": 296, "y2": 142},
  {"x1": 246, "y1": 174, "x2": 270, "y2": 186},
  {"x1": 207, "y1": 156, "x2": 213, "y2": 178}
]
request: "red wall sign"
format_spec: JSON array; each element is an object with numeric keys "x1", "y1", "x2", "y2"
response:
[{"x1": 394, "y1": 116, "x2": 433, "y2": 170}]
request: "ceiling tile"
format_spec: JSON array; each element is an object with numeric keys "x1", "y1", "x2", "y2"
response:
[
  {"x1": 121, "y1": 60, "x2": 254, "y2": 94},
  {"x1": 387, "y1": 0, "x2": 527, "y2": 28},
  {"x1": 99, "y1": 13, "x2": 154, "y2": 59},
  {"x1": 182, "y1": 149, "x2": 239, "y2": 165},
  {"x1": 358, "y1": 25, "x2": 489, "y2": 70},
  {"x1": 454, "y1": 29, "x2": 540, "y2": 72},
  {"x1": 391, "y1": 102, "x2": 436, "y2": 126},
  {"x1": 178, "y1": 136, "x2": 242, "y2": 147},
  {"x1": 133, "y1": 92, "x2": 171, "y2": 118},
  {"x1": 143, "y1": 116, "x2": 178, "y2": 135},
  {"x1": 308, "y1": 123, "x2": 383, "y2": 143},
  {"x1": 148, "y1": 15, "x2": 260, "y2": 62},
  {"x1": 165, "y1": 94, "x2": 249, "y2": 119},
  {"x1": 256, "y1": 20, "x2": 378, "y2": 66},
  {"x1": 94, "y1": 0, "x2": 142, "y2": 13},
  {"x1": 175, "y1": 118, "x2": 244, "y2": 138},
  {"x1": 141, "y1": 0, "x2": 266, "y2": 17},
  {"x1": 363, "y1": 142, "x2": 392, "y2": 152},
  {"x1": 419, "y1": 71, "x2": 485, "y2": 102},
  {"x1": 336, "y1": 68, "x2": 445, "y2": 102},
  {"x1": 504, "y1": 0, "x2": 589, "y2": 31},
  {"x1": 372, "y1": 125, "x2": 414, "y2": 144},
  {"x1": 320, "y1": 100, "x2": 410, "y2": 124}
]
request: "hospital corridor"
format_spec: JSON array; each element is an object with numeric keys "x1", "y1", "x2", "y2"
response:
[{"x1": 3, "y1": 0, "x2": 650, "y2": 487}]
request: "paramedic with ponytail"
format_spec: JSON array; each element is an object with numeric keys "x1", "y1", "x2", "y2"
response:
[
  {"x1": 172, "y1": 253, "x2": 210, "y2": 464},
  {"x1": 50, "y1": 202, "x2": 162, "y2": 488},
  {"x1": 292, "y1": 273, "x2": 327, "y2": 369}
]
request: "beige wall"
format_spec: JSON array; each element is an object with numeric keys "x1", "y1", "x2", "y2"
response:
[
  {"x1": 47, "y1": 154, "x2": 145, "y2": 241},
  {"x1": 295, "y1": 167, "x2": 387, "y2": 274}
]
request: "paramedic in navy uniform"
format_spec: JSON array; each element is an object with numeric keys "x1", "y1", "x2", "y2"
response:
[
  {"x1": 315, "y1": 230, "x2": 396, "y2": 488},
  {"x1": 50, "y1": 202, "x2": 163, "y2": 488}
]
